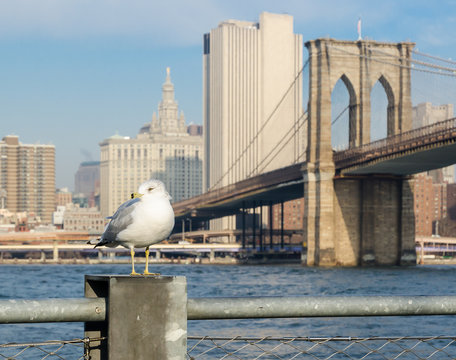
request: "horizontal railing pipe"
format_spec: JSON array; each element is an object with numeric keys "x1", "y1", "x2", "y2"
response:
[
  {"x1": 187, "y1": 296, "x2": 456, "y2": 320},
  {"x1": 3, "y1": 295, "x2": 456, "y2": 323},
  {"x1": 0, "y1": 298, "x2": 106, "y2": 323}
]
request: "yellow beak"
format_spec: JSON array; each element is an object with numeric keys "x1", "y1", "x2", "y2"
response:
[{"x1": 130, "y1": 192, "x2": 143, "y2": 199}]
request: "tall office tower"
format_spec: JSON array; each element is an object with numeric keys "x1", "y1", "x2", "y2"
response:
[
  {"x1": 412, "y1": 102, "x2": 453, "y2": 128},
  {"x1": 412, "y1": 102, "x2": 455, "y2": 183},
  {"x1": 0, "y1": 135, "x2": 55, "y2": 223},
  {"x1": 100, "y1": 68, "x2": 203, "y2": 217},
  {"x1": 203, "y1": 12, "x2": 304, "y2": 231},
  {"x1": 75, "y1": 161, "x2": 100, "y2": 197}
]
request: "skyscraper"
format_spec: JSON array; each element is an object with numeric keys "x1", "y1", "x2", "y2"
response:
[
  {"x1": 74, "y1": 161, "x2": 100, "y2": 198},
  {"x1": 412, "y1": 102, "x2": 454, "y2": 236},
  {"x1": 99, "y1": 68, "x2": 203, "y2": 217},
  {"x1": 203, "y1": 12, "x2": 304, "y2": 190},
  {"x1": 0, "y1": 135, "x2": 55, "y2": 223},
  {"x1": 203, "y1": 12, "x2": 304, "y2": 230},
  {"x1": 412, "y1": 102, "x2": 454, "y2": 183},
  {"x1": 74, "y1": 161, "x2": 100, "y2": 208},
  {"x1": 412, "y1": 102, "x2": 453, "y2": 129}
]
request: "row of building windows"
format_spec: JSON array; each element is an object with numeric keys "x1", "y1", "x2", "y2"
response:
[{"x1": 65, "y1": 219, "x2": 103, "y2": 225}]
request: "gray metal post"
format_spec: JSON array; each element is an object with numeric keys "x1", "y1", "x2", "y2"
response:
[{"x1": 85, "y1": 275, "x2": 187, "y2": 360}]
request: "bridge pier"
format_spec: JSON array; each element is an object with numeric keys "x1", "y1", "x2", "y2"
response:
[
  {"x1": 303, "y1": 163, "x2": 337, "y2": 266},
  {"x1": 399, "y1": 178, "x2": 417, "y2": 265},
  {"x1": 303, "y1": 38, "x2": 416, "y2": 266},
  {"x1": 303, "y1": 175, "x2": 416, "y2": 266}
]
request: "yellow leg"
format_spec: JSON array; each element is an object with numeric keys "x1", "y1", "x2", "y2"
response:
[
  {"x1": 143, "y1": 246, "x2": 160, "y2": 276},
  {"x1": 130, "y1": 248, "x2": 140, "y2": 276}
]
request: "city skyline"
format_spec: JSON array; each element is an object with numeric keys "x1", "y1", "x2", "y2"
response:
[{"x1": 1, "y1": 1, "x2": 456, "y2": 189}]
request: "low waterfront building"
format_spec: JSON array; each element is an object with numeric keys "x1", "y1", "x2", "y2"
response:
[
  {"x1": 53, "y1": 206, "x2": 65, "y2": 229},
  {"x1": 62, "y1": 204, "x2": 105, "y2": 233},
  {"x1": 55, "y1": 188, "x2": 72, "y2": 207}
]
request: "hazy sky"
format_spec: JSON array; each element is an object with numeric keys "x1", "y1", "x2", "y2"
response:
[{"x1": 1, "y1": 0, "x2": 455, "y2": 189}]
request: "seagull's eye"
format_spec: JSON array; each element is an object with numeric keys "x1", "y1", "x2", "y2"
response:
[{"x1": 148, "y1": 187, "x2": 154, "y2": 191}]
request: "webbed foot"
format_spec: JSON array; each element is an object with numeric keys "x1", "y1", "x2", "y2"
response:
[{"x1": 143, "y1": 271, "x2": 160, "y2": 276}]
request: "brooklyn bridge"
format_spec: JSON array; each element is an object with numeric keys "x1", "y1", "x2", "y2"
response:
[{"x1": 172, "y1": 38, "x2": 456, "y2": 266}]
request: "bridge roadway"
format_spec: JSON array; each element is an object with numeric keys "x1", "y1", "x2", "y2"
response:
[{"x1": 173, "y1": 117, "x2": 456, "y2": 224}]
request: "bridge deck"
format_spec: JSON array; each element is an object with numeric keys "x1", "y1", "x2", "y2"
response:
[
  {"x1": 335, "y1": 117, "x2": 456, "y2": 175},
  {"x1": 173, "y1": 117, "x2": 456, "y2": 222}
]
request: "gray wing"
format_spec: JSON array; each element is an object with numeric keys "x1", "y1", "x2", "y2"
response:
[{"x1": 96, "y1": 198, "x2": 141, "y2": 246}]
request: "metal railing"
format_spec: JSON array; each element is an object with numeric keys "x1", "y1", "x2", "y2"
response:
[
  {"x1": 173, "y1": 162, "x2": 303, "y2": 218},
  {"x1": 334, "y1": 116, "x2": 456, "y2": 169},
  {"x1": 3, "y1": 335, "x2": 456, "y2": 359},
  {"x1": 0, "y1": 298, "x2": 105, "y2": 323},
  {"x1": 3, "y1": 276, "x2": 456, "y2": 359},
  {"x1": 0, "y1": 338, "x2": 103, "y2": 360},
  {"x1": 3, "y1": 295, "x2": 456, "y2": 323},
  {"x1": 187, "y1": 335, "x2": 456, "y2": 359}
]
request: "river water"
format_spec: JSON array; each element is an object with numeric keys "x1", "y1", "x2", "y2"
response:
[{"x1": 1, "y1": 263, "x2": 456, "y2": 356}]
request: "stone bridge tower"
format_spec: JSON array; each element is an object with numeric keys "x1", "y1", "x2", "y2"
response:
[{"x1": 303, "y1": 39, "x2": 416, "y2": 266}]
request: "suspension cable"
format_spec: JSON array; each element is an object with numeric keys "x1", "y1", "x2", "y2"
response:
[
  {"x1": 249, "y1": 111, "x2": 308, "y2": 176},
  {"x1": 412, "y1": 49, "x2": 456, "y2": 66},
  {"x1": 328, "y1": 45, "x2": 456, "y2": 77},
  {"x1": 367, "y1": 47, "x2": 456, "y2": 74},
  {"x1": 209, "y1": 59, "x2": 309, "y2": 190},
  {"x1": 331, "y1": 105, "x2": 349, "y2": 125}
]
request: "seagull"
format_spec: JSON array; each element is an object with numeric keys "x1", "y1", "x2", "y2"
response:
[{"x1": 92, "y1": 179, "x2": 175, "y2": 275}]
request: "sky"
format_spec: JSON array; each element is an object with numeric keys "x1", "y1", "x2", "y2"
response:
[{"x1": 1, "y1": 0, "x2": 456, "y2": 190}]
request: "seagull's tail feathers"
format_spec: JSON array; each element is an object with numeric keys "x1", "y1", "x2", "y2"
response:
[
  {"x1": 87, "y1": 238, "x2": 100, "y2": 246},
  {"x1": 87, "y1": 237, "x2": 110, "y2": 248}
]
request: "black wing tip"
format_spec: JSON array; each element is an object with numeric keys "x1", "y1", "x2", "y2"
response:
[{"x1": 88, "y1": 238, "x2": 103, "y2": 248}]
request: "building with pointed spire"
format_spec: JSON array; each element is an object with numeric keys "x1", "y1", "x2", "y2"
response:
[{"x1": 99, "y1": 69, "x2": 203, "y2": 217}]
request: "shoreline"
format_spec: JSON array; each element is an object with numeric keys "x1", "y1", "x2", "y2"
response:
[
  {"x1": 1, "y1": 257, "x2": 456, "y2": 266},
  {"x1": 0, "y1": 257, "x2": 239, "y2": 265}
]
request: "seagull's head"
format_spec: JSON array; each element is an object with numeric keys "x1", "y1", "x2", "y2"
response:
[{"x1": 137, "y1": 179, "x2": 171, "y2": 200}]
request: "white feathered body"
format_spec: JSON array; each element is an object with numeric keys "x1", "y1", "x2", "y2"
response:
[
  {"x1": 117, "y1": 194, "x2": 174, "y2": 248},
  {"x1": 95, "y1": 179, "x2": 175, "y2": 250}
]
